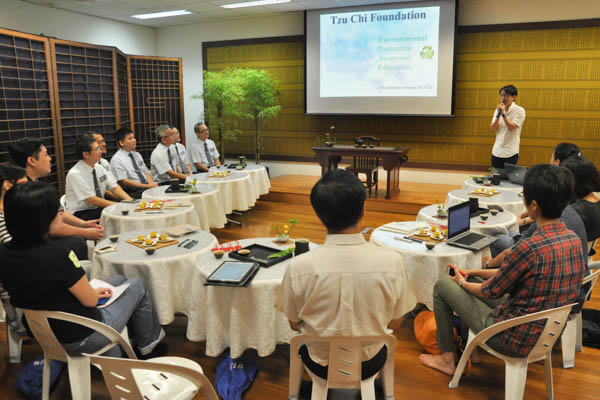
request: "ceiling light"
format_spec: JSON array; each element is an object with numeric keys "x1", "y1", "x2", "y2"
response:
[
  {"x1": 221, "y1": 0, "x2": 291, "y2": 9},
  {"x1": 131, "y1": 10, "x2": 192, "y2": 19}
]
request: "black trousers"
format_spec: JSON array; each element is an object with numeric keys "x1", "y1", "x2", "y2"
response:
[
  {"x1": 74, "y1": 208, "x2": 103, "y2": 221},
  {"x1": 491, "y1": 154, "x2": 519, "y2": 169},
  {"x1": 298, "y1": 344, "x2": 387, "y2": 380},
  {"x1": 123, "y1": 186, "x2": 146, "y2": 199}
]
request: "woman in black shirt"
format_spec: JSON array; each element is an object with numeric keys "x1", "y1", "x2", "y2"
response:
[{"x1": 0, "y1": 182, "x2": 165, "y2": 357}]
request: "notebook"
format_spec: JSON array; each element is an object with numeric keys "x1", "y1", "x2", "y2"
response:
[{"x1": 446, "y1": 201, "x2": 498, "y2": 251}]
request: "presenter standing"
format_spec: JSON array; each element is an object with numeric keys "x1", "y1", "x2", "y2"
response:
[{"x1": 489, "y1": 85, "x2": 526, "y2": 168}]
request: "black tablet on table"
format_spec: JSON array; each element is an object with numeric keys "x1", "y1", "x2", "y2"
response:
[{"x1": 204, "y1": 261, "x2": 259, "y2": 287}]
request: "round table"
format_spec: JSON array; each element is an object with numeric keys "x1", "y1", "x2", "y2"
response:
[
  {"x1": 90, "y1": 228, "x2": 218, "y2": 327},
  {"x1": 192, "y1": 237, "x2": 316, "y2": 358},
  {"x1": 187, "y1": 170, "x2": 255, "y2": 214},
  {"x1": 463, "y1": 178, "x2": 522, "y2": 193},
  {"x1": 370, "y1": 226, "x2": 490, "y2": 310},
  {"x1": 100, "y1": 202, "x2": 199, "y2": 237},
  {"x1": 446, "y1": 188, "x2": 525, "y2": 218},
  {"x1": 142, "y1": 184, "x2": 227, "y2": 230},
  {"x1": 417, "y1": 204, "x2": 518, "y2": 236},
  {"x1": 215, "y1": 164, "x2": 270, "y2": 200}
]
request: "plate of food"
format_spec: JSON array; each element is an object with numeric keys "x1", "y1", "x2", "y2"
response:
[{"x1": 157, "y1": 234, "x2": 172, "y2": 243}]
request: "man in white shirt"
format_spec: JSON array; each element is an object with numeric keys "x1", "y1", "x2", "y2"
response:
[
  {"x1": 150, "y1": 124, "x2": 190, "y2": 184},
  {"x1": 489, "y1": 84, "x2": 526, "y2": 169},
  {"x1": 275, "y1": 169, "x2": 416, "y2": 380},
  {"x1": 189, "y1": 123, "x2": 221, "y2": 172},
  {"x1": 65, "y1": 134, "x2": 133, "y2": 220},
  {"x1": 170, "y1": 126, "x2": 193, "y2": 174},
  {"x1": 110, "y1": 127, "x2": 157, "y2": 199},
  {"x1": 91, "y1": 132, "x2": 119, "y2": 200},
  {"x1": 8, "y1": 138, "x2": 103, "y2": 258}
]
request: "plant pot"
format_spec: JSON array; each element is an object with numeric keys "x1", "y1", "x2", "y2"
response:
[
  {"x1": 437, "y1": 210, "x2": 447, "y2": 218},
  {"x1": 483, "y1": 179, "x2": 492, "y2": 186},
  {"x1": 325, "y1": 141, "x2": 334, "y2": 147},
  {"x1": 276, "y1": 235, "x2": 289, "y2": 243},
  {"x1": 492, "y1": 174, "x2": 501, "y2": 185}
]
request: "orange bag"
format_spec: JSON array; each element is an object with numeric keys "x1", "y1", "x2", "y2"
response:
[{"x1": 414, "y1": 311, "x2": 442, "y2": 355}]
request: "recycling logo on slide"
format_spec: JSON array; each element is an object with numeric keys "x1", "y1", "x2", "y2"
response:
[{"x1": 420, "y1": 45, "x2": 434, "y2": 60}]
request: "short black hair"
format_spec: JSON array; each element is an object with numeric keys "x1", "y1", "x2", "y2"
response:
[
  {"x1": 75, "y1": 134, "x2": 96, "y2": 159},
  {"x1": 523, "y1": 164, "x2": 573, "y2": 219},
  {"x1": 310, "y1": 169, "x2": 366, "y2": 232},
  {"x1": 4, "y1": 181, "x2": 60, "y2": 244},
  {"x1": 116, "y1": 126, "x2": 134, "y2": 144},
  {"x1": 499, "y1": 85, "x2": 517, "y2": 96},
  {"x1": 0, "y1": 164, "x2": 26, "y2": 195},
  {"x1": 553, "y1": 142, "x2": 581, "y2": 164},
  {"x1": 560, "y1": 156, "x2": 600, "y2": 200},
  {"x1": 7, "y1": 138, "x2": 43, "y2": 168}
]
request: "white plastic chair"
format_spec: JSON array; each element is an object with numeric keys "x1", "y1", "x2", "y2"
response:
[
  {"x1": 449, "y1": 303, "x2": 575, "y2": 400},
  {"x1": 86, "y1": 354, "x2": 219, "y2": 400},
  {"x1": 288, "y1": 334, "x2": 396, "y2": 400},
  {"x1": 561, "y1": 265, "x2": 600, "y2": 368},
  {"x1": 23, "y1": 309, "x2": 135, "y2": 400}
]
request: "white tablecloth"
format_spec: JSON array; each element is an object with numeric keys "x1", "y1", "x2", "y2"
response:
[
  {"x1": 187, "y1": 170, "x2": 255, "y2": 214},
  {"x1": 194, "y1": 237, "x2": 316, "y2": 358},
  {"x1": 216, "y1": 164, "x2": 270, "y2": 200},
  {"x1": 90, "y1": 228, "x2": 218, "y2": 327},
  {"x1": 417, "y1": 204, "x2": 518, "y2": 236},
  {"x1": 370, "y1": 226, "x2": 490, "y2": 310},
  {"x1": 100, "y1": 202, "x2": 199, "y2": 237},
  {"x1": 463, "y1": 178, "x2": 522, "y2": 193},
  {"x1": 446, "y1": 188, "x2": 525, "y2": 218},
  {"x1": 142, "y1": 184, "x2": 227, "y2": 230}
]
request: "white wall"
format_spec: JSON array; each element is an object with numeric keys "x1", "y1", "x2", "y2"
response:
[{"x1": 0, "y1": 0, "x2": 155, "y2": 55}]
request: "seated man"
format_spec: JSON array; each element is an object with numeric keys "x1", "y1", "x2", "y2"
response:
[
  {"x1": 150, "y1": 124, "x2": 190, "y2": 184},
  {"x1": 275, "y1": 169, "x2": 416, "y2": 379},
  {"x1": 170, "y1": 126, "x2": 193, "y2": 174},
  {"x1": 189, "y1": 123, "x2": 221, "y2": 173},
  {"x1": 8, "y1": 137, "x2": 103, "y2": 259},
  {"x1": 110, "y1": 127, "x2": 158, "y2": 199},
  {"x1": 420, "y1": 164, "x2": 586, "y2": 376},
  {"x1": 65, "y1": 134, "x2": 133, "y2": 220},
  {"x1": 91, "y1": 131, "x2": 118, "y2": 200}
]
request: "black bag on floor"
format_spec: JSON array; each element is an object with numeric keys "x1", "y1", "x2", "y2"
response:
[{"x1": 581, "y1": 309, "x2": 600, "y2": 349}]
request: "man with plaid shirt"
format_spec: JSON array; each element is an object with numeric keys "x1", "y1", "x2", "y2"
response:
[{"x1": 420, "y1": 164, "x2": 586, "y2": 376}]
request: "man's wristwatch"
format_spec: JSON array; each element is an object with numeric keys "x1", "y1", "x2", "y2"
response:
[{"x1": 502, "y1": 113, "x2": 507, "y2": 118}]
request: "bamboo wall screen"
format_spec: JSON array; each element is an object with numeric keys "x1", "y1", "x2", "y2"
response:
[
  {"x1": 205, "y1": 26, "x2": 600, "y2": 167},
  {"x1": 0, "y1": 29, "x2": 60, "y2": 186},
  {"x1": 128, "y1": 56, "x2": 184, "y2": 162}
]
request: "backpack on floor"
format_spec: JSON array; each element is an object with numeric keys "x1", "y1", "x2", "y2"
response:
[
  {"x1": 582, "y1": 308, "x2": 600, "y2": 349},
  {"x1": 16, "y1": 356, "x2": 65, "y2": 400}
]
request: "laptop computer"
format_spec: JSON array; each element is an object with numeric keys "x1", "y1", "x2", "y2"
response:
[
  {"x1": 446, "y1": 201, "x2": 498, "y2": 251},
  {"x1": 506, "y1": 164, "x2": 527, "y2": 185}
]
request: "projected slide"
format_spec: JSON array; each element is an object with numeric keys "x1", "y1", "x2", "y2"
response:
[{"x1": 320, "y1": 6, "x2": 440, "y2": 98}]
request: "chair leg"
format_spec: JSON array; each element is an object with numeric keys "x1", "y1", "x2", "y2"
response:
[
  {"x1": 561, "y1": 318, "x2": 576, "y2": 368},
  {"x1": 67, "y1": 357, "x2": 92, "y2": 400},
  {"x1": 288, "y1": 353, "x2": 303, "y2": 400},
  {"x1": 544, "y1": 355, "x2": 554, "y2": 400},
  {"x1": 504, "y1": 361, "x2": 528, "y2": 400},
  {"x1": 367, "y1": 173, "x2": 372, "y2": 195},
  {"x1": 306, "y1": 369, "x2": 328, "y2": 400},
  {"x1": 381, "y1": 354, "x2": 395, "y2": 400},
  {"x1": 42, "y1": 356, "x2": 52, "y2": 400},
  {"x1": 575, "y1": 312, "x2": 583, "y2": 352},
  {"x1": 7, "y1": 325, "x2": 23, "y2": 363},
  {"x1": 449, "y1": 330, "x2": 476, "y2": 389},
  {"x1": 360, "y1": 375, "x2": 377, "y2": 400}
]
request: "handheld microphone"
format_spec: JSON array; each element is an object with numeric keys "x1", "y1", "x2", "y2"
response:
[{"x1": 495, "y1": 108, "x2": 502, "y2": 119}]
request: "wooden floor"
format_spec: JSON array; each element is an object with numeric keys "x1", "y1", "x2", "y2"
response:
[{"x1": 1, "y1": 176, "x2": 599, "y2": 399}]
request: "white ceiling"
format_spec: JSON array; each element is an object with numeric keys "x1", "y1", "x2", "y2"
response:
[{"x1": 22, "y1": 0, "x2": 421, "y2": 28}]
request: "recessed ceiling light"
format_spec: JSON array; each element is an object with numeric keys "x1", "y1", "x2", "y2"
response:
[
  {"x1": 131, "y1": 10, "x2": 193, "y2": 19},
  {"x1": 221, "y1": 0, "x2": 291, "y2": 9}
]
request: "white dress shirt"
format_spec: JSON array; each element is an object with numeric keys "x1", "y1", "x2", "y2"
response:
[
  {"x1": 110, "y1": 148, "x2": 150, "y2": 183},
  {"x1": 275, "y1": 233, "x2": 416, "y2": 365},
  {"x1": 65, "y1": 160, "x2": 117, "y2": 213},
  {"x1": 172, "y1": 142, "x2": 190, "y2": 173},
  {"x1": 491, "y1": 102, "x2": 526, "y2": 158},
  {"x1": 189, "y1": 138, "x2": 220, "y2": 168},
  {"x1": 99, "y1": 157, "x2": 116, "y2": 183},
  {"x1": 150, "y1": 143, "x2": 176, "y2": 183}
]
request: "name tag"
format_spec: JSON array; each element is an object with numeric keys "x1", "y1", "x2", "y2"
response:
[
  {"x1": 99, "y1": 174, "x2": 107, "y2": 183},
  {"x1": 138, "y1": 160, "x2": 144, "y2": 166}
]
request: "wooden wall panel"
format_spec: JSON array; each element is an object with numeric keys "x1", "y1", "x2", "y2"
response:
[
  {"x1": 0, "y1": 29, "x2": 60, "y2": 188},
  {"x1": 128, "y1": 56, "x2": 184, "y2": 163},
  {"x1": 205, "y1": 27, "x2": 600, "y2": 168}
]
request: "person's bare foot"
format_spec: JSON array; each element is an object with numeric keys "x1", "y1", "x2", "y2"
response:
[
  {"x1": 470, "y1": 348, "x2": 481, "y2": 364},
  {"x1": 419, "y1": 353, "x2": 456, "y2": 376}
]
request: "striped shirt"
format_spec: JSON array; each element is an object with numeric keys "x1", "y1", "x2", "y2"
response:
[
  {"x1": 0, "y1": 211, "x2": 10, "y2": 244},
  {"x1": 481, "y1": 222, "x2": 585, "y2": 356}
]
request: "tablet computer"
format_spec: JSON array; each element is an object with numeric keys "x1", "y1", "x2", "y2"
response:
[{"x1": 206, "y1": 261, "x2": 258, "y2": 285}]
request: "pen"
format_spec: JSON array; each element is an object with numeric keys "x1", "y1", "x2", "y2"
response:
[
  {"x1": 394, "y1": 236, "x2": 413, "y2": 244},
  {"x1": 178, "y1": 239, "x2": 190, "y2": 247},
  {"x1": 403, "y1": 236, "x2": 423, "y2": 243}
]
